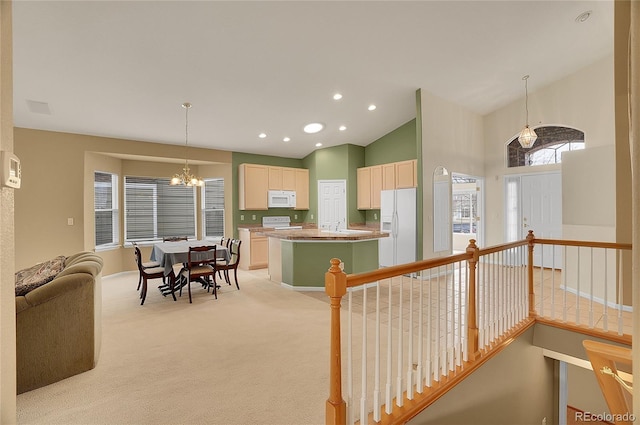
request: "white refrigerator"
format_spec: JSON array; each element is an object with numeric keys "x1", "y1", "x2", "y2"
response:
[{"x1": 379, "y1": 187, "x2": 416, "y2": 267}]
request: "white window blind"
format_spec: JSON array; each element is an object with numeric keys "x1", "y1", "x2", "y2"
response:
[
  {"x1": 94, "y1": 171, "x2": 119, "y2": 247},
  {"x1": 125, "y1": 176, "x2": 196, "y2": 241},
  {"x1": 202, "y1": 178, "x2": 224, "y2": 238}
]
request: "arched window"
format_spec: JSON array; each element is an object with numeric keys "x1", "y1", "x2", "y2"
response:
[{"x1": 507, "y1": 126, "x2": 585, "y2": 167}]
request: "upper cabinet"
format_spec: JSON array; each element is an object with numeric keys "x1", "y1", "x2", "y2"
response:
[
  {"x1": 268, "y1": 167, "x2": 282, "y2": 190},
  {"x1": 395, "y1": 159, "x2": 417, "y2": 188},
  {"x1": 239, "y1": 164, "x2": 269, "y2": 210},
  {"x1": 294, "y1": 168, "x2": 309, "y2": 210},
  {"x1": 357, "y1": 159, "x2": 417, "y2": 210},
  {"x1": 239, "y1": 164, "x2": 309, "y2": 210},
  {"x1": 268, "y1": 166, "x2": 297, "y2": 191},
  {"x1": 382, "y1": 163, "x2": 395, "y2": 190},
  {"x1": 357, "y1": 167, "x2": 372, "y2": 210},
  {"x1": 357, "y1": 165, "x2": 383, "y2": 209}
]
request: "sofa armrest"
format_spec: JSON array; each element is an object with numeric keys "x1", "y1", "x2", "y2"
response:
[
  {"x1": 22, "y1": 273, "x2": 93, "y2": 309},
  {"x1": 57, "y1": 261, "x2": 102, "y2": 279}
]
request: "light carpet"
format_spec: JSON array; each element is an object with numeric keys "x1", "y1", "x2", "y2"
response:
[{"x1": 17, "y1": 268, "x2": 329, "y2": 425}]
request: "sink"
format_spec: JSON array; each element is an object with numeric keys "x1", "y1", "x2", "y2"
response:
[{"x1": 321, "y1": 229, "x2": 373, "y2": 235}]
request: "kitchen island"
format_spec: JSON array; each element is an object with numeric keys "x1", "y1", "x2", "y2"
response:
[{"x1": 258, "y1": 228, "x2": 387, "y2": 290}]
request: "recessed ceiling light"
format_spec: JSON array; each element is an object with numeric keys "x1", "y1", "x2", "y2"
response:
[
  {"x1": 283, "y1": 137, "x2": 291, "y2": 142},
  {"x1": 258, "y1": 133, "x2": 267, "y2": 139},
  {"x1": 303, "y1": 122, "x2": 324, "y2": 134},
  {"x1": 368, "y1": 104, "x2": 377, "y2": 111},
  {"x1": 575, "y1": 10, "x2": 592, "y2": 23},
  {"x1": 339, "y1": 125, "x2": 347, "y2": 131},
  {"x1": 333, "y1": 93, "x2": 343, "y2": 100},
  {"x1": 315, "y1": 143, "x2": 323, "y2": 147}
]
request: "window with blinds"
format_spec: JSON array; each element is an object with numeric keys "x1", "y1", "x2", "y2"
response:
[
  {"x1": 94, "y1": 171, "x2": 119, "y2": 248},
  {"x1": 125, "y1": 176, "x2": 196, "y2": 241},
  {"x1": 202, "y1": 178, "x2": 224, "y2": 238}
]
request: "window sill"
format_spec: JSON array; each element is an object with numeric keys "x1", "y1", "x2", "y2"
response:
[{"x1": 95, "y1": 244, "x2": 120, "y2": 252}]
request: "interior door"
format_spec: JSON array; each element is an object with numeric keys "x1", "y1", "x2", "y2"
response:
[
  {"x1": 317, "y1": 180, "x2": 346, "y2": 230},
  {"x1": 521, "y1": 172, "x2": 563, "y2": 268}
]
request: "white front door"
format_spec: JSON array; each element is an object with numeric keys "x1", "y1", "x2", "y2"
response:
[
  {"x1": 506, "y1": 172, "x2": 562, "y2": 268},
  {"x1": 318, "y1": 180, "x2": 346, "y2": 230}
]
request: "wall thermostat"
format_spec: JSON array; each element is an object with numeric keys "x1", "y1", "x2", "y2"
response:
[{"x1": 1, "y1": 151, "x2": 21, "y2": 189}]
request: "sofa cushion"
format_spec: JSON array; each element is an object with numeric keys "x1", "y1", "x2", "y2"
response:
[{"x1": 15, "y1": 256, "x2": 66, "y2": 296}]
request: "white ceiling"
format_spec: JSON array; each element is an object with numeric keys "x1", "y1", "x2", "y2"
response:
[{"x1": 12, "y1": 1, "x2": 614, "y2": 160}]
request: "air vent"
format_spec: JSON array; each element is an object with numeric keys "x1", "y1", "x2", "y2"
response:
[{"x1": 26, "y1": 100, "x2": 51, "y2": 115}]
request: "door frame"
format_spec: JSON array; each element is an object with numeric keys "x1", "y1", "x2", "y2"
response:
[{"x1": 451, "y1": 173, "x2": 484, "y2": 250}]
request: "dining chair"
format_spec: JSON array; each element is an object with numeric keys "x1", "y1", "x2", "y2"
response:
[
  {"x1": 132, "y1": 242, "x2": 161, "y2": 291},
  {"x1": 178, "y1": 245, "x2": 217, "y2": 303},
  {"x1": 215, "y1": 236, "x2": 231, "y2": 279},
  {"x1": 163, "y1": 236, "x2": 188, "y2": 242},
  {"x1": 134, "y1": 246, "x2": 167, "y2": 305},
  {"x1": 216, "y1": 239, "x2": 242, "y2": 290}
]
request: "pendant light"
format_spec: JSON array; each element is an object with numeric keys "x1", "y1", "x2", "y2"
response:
[
  {"x1": 170, "y1": 102, "x2": 203, "y2": 187},
  {"x1": 518, "y1": 75, "x2": 537, "y2": 149}
]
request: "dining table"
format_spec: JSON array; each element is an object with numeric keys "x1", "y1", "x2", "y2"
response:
[{"x1": 149, "y1": 240, "x2": 230, "y2": 300}]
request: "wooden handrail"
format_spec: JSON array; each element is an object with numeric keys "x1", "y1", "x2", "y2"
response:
[
  {"x1": 477, "y1": 239, "x2": 529, "y2": 256},
  {"x1": 344, "y1": 252, "x2": 471, "y2": 288},
  {"x1": 534, "y1": 238, "x2": 632, "y2": 250},
  {"x1": 583, "y1": 340, "x2": 633, "y2": 424}
]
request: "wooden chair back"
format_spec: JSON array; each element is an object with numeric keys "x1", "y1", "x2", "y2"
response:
[
  {"x1": 187, "y1": 245, "x2": 217, "y2": 269},
  {"x1": 228, "y1": 239, "x2": 241, "y2": 266},
  {"x1": 163, "y1": 236, "x2": 188, "y2": 242}
]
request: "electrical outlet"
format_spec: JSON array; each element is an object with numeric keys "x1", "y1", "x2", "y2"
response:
[
  {"x1": 374, "y1": 213, "x2": 377, "y2": 220},
  {"x1": 252, "y1": 214, "x2": 256, "y2": 220},
  {"x1": 294, "y1": 214, "x2": 298, "y2": 220},
  {"x1": 240, "y1": 215, "x2": 244, "y2": 221},
  {"x1": 311, "y1": 214, "x2": 314, "y2": 220},
  {"x1": 67, "y1": 217, "x2": 74, "y2": 226}
]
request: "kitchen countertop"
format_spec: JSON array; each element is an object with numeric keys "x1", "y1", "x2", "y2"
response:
[{"x1": 257, "y1": 227, "x2": 387, "y2": 241}]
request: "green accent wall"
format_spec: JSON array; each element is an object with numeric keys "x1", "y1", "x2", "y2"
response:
[
  {"x1": 301, "y1": 144, "x2": 366, "y2": 226},
  {"x1": 281, "y1": 239, "x2": 379, "y2": 288},
  {"x1": 365, "y1": 118, "x2": 417, "y2": 166}
]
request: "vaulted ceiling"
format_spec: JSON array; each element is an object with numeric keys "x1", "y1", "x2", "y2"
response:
[{"x1": 12, "y1": 1, "x2": 614, "y2": 159}]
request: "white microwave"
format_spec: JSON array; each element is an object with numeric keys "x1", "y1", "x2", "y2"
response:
[{"x1": 268, "y1": 190, "x2": 297, "y2": 208}]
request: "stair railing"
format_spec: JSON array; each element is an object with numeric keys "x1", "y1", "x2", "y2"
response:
[{"x1": 325, "y1": 232, "x2": 632, "y2": 425}]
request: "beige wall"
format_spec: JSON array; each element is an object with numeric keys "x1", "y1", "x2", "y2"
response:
[
  {"x1": 14, "y1": 128, "x2": 232, "y2": 275},
  {"x1": 483, "y1": 55, "x2": 616, "y2": 247},
  {"x1": 420, "y1": 90, "x2": 485, "y2": 259},
  {"x1": 0, "y1": 0, "x2": 17, "y2": 421}
]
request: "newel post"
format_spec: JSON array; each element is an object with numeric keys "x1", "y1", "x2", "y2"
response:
[
  {"x1": 466, "y1": 240, "x2": 481, "y2": 361},
  {"x1": 325, "y1": 258, "x2": 347, "y2": 425},
  {"x1": 526, "y1": 230, "x2": 536, "y2": 316}
]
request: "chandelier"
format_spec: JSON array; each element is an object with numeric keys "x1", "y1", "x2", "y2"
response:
[
  {"x1": 517, "y1": 75, "x2": 538, "y2": 149},
  {"x1": 170, "y1": 102, "x2": 203, "y2": 187}
]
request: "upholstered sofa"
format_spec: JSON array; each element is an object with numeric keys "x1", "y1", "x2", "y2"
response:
[{"x1": 15, "y1": 252, "x2": 103, "y2": 394}]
